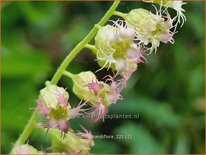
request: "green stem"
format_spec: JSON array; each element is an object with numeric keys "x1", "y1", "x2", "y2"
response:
[
  {"x1": 50, "y1": 0, "x2": 120, "y2": 85},
  {"x1": 10, "y1": 0, "x2": 120, "y2": 152},
  {"x1": 10, "y1": 109, "x2": 39, "y2": 152},
  {"x1": 85, "y1": 44, "x2": 99, "y2": 54},
  {"x1": 63, "y1": 70, "x2": 75, "y2": 79},
  {"x1": 114, "y1": 11, "x2": 126, "y2": 17}
]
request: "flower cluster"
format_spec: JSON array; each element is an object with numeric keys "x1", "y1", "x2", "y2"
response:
[{"x1": 17, "y1": 1, "x2": 186, "y2": 154}]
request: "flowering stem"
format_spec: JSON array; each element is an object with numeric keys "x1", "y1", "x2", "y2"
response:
[
  {"x1": 10, "y1": 0, "x2": 120, "y2": 152},
  {"x1": 50, "y1": 0, "x2": 120, "y2": 85}
]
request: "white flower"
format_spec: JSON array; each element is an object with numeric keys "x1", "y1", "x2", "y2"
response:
[
  {"x1": 95, "y1": 21, "x2": 145, "y2": 79},
  {"x1": 122, "y1": 8, "x2": 176, "y2": 53}
]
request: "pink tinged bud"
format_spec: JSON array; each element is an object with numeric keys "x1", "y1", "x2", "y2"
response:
[{"x1": 37, "y1": 99, "x2": 51, "y2": 117}]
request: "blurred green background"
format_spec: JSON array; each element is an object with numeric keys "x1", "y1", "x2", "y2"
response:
[{"x1": 1, "y1": 1, "x2": 205, "y2": 154}]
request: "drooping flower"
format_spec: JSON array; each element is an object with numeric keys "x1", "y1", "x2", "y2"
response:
[
  {"x1": 118, "y1": 8, "x2": 175, "y2": 53},
  {"x1": 94, "y1": 22, "x2": 146, "y2": 79},
  {"x1": 37, "y1": 85, "x2": 70, "y2": 133},
  {"x1": 67, "y1": 71, "x2": 110, "y2": 106},
  {"x1": 64, "y1": 71, "x2": 124, "y2": 121}
]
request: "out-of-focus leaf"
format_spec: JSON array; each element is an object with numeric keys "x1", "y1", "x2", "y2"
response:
[
  {"x1": 115, "y1": 122, "x2": 164, "y2": 154},
  {"x1": 91, "y1": 139, "x2": 119, "y2": 154},
  {"x1": 110, "y1": 93, "x2": 182, "y2": 128},
  {"x1": 17, "y1": 1, "x2": 62, "y2": 30},
  {"x1": 174, "y1": 131, "x2": 190, "y2": 154},
  {"x1": 2, "y1": 48, "x2": 51, "y2": 80},
  {"x1": 62, "y1": 18, "x2": 94, "y2": 48},
  {"x1": 1, "y1": 79, "x2": 38, "y2": 153},
  {"x1": 2, "y1": 27, "x2": 52, "y2": 80},
  {"x1": 186, "y1": 6, "x2": 204, "y2": 40},
  {"x1": 188, "y1": 66, "x2": 204, "y2": 97}
]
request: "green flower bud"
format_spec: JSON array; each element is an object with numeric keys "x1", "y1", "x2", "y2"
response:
[{"x1": 50, "y1": 129, "x2": 94, "y2": 154}]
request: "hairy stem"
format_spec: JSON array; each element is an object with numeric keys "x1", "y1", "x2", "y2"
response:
[
  {"x1": 10, "y1": 109, "x2": 39, "y2": 153},
  {"x1": 10, "y1": 0, "x2": 120, "y2": 152},
  {"x1": 15, "y1": 110, "x2": 39, "y2": 144}
]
